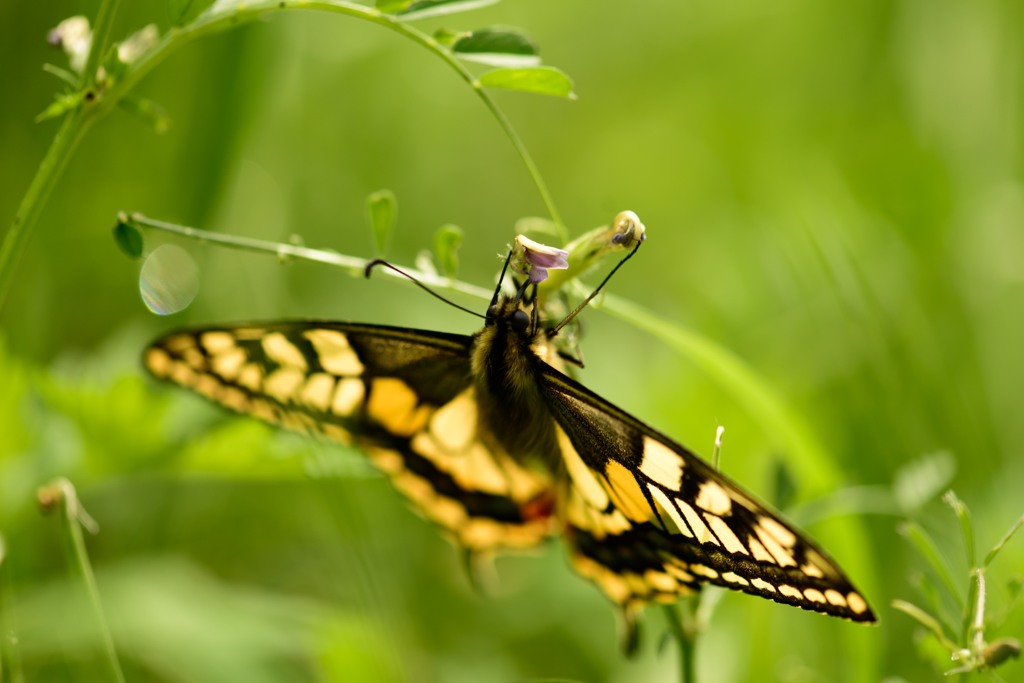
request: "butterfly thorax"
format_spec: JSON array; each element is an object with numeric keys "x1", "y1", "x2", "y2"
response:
[{"x1": 470, "y1": 296, "x2": 561, "y2": 471}]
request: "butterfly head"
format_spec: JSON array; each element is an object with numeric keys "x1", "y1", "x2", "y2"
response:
[{"x1": 485, "y1": 296, "x2": 537, "y2": 339}]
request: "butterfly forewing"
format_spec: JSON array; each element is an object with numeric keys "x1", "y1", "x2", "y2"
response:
[
  {"x1": 540, "y1": 367, "x2": 876, "y2": 622},
  {"x1": 145, "y1": 322, "x2": 557, "y2": 551}
]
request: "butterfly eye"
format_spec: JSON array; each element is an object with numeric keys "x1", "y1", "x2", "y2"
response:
[
  {"x1": 486, "y1": 305, "x2": 498, "y2": 319},
  {"x1": 511, "y1": 309, "x2": 530, "y2": 333}
]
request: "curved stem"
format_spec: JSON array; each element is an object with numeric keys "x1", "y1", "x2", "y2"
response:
[
  {"x1": 2, "y1": 0, "x2": 564, "y2": 311},
  {"x1": 0, "y1": 110, "x2": 90, "y2": 308}
]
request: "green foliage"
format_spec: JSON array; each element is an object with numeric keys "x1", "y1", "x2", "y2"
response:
[
  {"x1": 366, "y1": 189, "x2": 397, "y2": 257},
  {"x1": 476, "y1": 66, "x2": 576, "y2": 99},
  {"x1": 2, "y1": 0, "x2": 1023, "y2": 681}
]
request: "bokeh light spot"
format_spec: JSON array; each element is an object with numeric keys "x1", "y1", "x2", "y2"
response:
[{"x1": 139, "y1": 244, "x2": 199, "y2": 315}]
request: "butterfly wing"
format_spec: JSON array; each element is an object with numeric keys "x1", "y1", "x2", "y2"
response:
[
  {"x1": 539, "y1": 366, "x2": 876, "y2": 623},
  {"x1": 145, "y1": 322, "x2": 556, "y2": 550}
]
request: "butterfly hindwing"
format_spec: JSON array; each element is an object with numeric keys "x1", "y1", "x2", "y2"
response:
[
  {"x1": 145, "y1": 322, "x2": 557, "y2": 551},
  {"x1": 539, "y1": 366, "x2": 876, "y2": 622}
]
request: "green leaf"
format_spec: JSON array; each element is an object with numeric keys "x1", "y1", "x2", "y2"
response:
[
  {"x1": 118, "y1": 96, "x2": 172, "y2": 134},
  {"x1": 433, "y1": 224, "x2": 463, "y2": 278},
  {"x1": 366, "y1": 189, "x2": 397, "y2": 256},
  {"x1": 433, "y1": 28, "x2": 469, "y2": 47},
  {"x1": 375, "y1": 0, "x2": 412, "y2": 13},
  {"x1": 35, "y1": 91, "x2": 83, "y2": 123},
  {"x1": 475, "y1": 66, "x2": 575, "y2": 99},
  {"x1": 398, "y1": 0, "x2": 500, "y2": 21},
  {"x1": 113, "y1": 216, "x2": 144, "y2": 258},
  {"x1": 453, "y1": 27, "x2": 540, "y2": 67},
  {"x1": 168, "y1": 0, "x2": 215, "y2": 25}
]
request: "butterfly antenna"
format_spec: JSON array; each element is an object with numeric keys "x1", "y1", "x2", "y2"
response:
[
  {"x1": 490, "y1": 250, "x2": 514, "y2": 308},
  {"x1": 548, "y1": 239, "x2": 644, "y2": 337},
  {"x1": 365, "y1": 259, "x2": 486, "y2": 319}
]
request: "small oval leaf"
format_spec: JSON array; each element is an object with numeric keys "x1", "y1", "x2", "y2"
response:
[
  {"x1": 113, "y1": 217, "x2": 144, "y2": 258},
  {"x1": 454, "y1": 28, "x2": 540, "y2": 67},
  {"x1": 398, "y1": 0, "x2": 499, "y2": 21},
  {"x1": 366, "y1": 189, "x2": 397, "y2": 256},
  {"x1": 433, "y1": 224, "x2": 463, "y2": 278},
  {"x1": 475, "y1": 66, "x2": 576, "y2": 99}
]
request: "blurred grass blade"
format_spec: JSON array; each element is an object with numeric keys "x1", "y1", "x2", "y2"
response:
[
  {"x1": 892, "y1": 599, "x2": 958, "y2": 652},
  {"x1": 942, "y1": 490, "x2": 976, "y2": 569},
  {"x1": 453, "y1": 27, "x2": 540, "y2": 67},
  {"x1": 433, "y1": 224, "x2": 463, "y2": 278},
  {"x1": 37, "y1": 479, "x2": 125, "y2": 683},
  {"x1": 366, "y1": 189, "x2": 397, "y2": 257},
  {"x1": 983, "y1": 515, "x2": 1024, "y2": 569},
  {"x1": 398, "y1": 0, "x2": 499, "y2": 21},
  {"x1": 898, "y1": 520, "x2": 964, "y2": 610},
  {"x1": 476, "y1": 66, "x2": 575, "y2": 98}
]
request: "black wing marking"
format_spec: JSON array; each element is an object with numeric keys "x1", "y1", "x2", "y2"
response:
[
  {"x1": 146, "y1": 322, "x2": 556, "y2": 550},
  {"x1": 540, "y1": 366, "x2": 875, "y2": 623}
]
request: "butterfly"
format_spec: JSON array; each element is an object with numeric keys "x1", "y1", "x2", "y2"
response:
[{"x1": 144, "y1": 217, "x2": 875, "y2": 648}]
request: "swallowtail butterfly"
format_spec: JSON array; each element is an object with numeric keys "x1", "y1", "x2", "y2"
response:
[{"x1": 144, "y1": 216, "x2": 875, "y2": 646}]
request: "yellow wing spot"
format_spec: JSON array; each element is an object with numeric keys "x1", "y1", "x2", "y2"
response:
[
  {"x1": 200, "y1": 331, "x2": 236, "y2": 355},
  {"x1": 194, "y1": 373, "x2": 221, "y2": 400},
  {"x1": 220, "y1": 386, "x2": 248, "y2": 412},
  {"x1": 320, "y1": 423, "x2": 351, "y2": 444},
  {"x1": 367, "y1": 447, "x2": 403, "y2": 474},
  {"x1": 803, "y1": 588, "x2": 827, "y2": 604},
  {"x1": 461, "y1": 518, "x2": 508, "y2": 550},
  {"x1": 604, "y1": 460, "x2": 654, "y2": 523},
  {"x1": 847, "y1": 592, "x2": 869, "y2": 615},
  {"x1": 299, "y1": 373, "x2": 335, "y2": 412},
  {"x1": 392, "y1": 470, "x2": 436, "y2": 508},
  {"x1": 573, "y1": 555, "x2": 631, "y2": 604},
  {"x1": 262, "y1": 332, "x2": 308, "y2": 370},
  {"x1": 211, "y1": 347, "x2": 246, "y2": 381},
  {"x1": 263, "y1": 367, "x2": 305, "y2": 402},
  {"x1": 428, "y1": 390, "x2": 477, "y2": 453},
  {"x1": 170, "y1": 361, "x2": 197, "y2": 387},
  {"x1": 758, "y1": 515, "x2": 797, "y2": 548},
  {"x1": 639, "y1": 438, "x2": 684, "y2": 490},
  {"x1": 824, "y1": 589, "x2": 847, "y2": 607},
  {"x1": 558, "y1": 427, "x2": 610, "y2": 510},
  {"x1": 647, "y1": 484, "x2": 692, "y2": 537},
  {"x1": 705, "y1": 515, "x2": 749, "y2": 555},
  {"x1": 664, "y1": 561, "x2": 695, "y2": 583},
  {"x1": 677, "y1": 501, "x2": 715, "y2": 545},
  {"x1": 778, "y1": 585, "x2": 803, "y2": 600},
  {"x1": 303, "y1": 329, "x2": 363, "y2": 376},
  {"x1": 804, "y1": 549, "x2": 836, "y2": 580},
  {"x1": 280, "y1": 409, "x2": 317, "y2": 433},
  {"x1": 410, "y1": 433, "x2": 510, "y2": 496},
  {"x1": 720, "y1": 571, "x2": 750, "y2": 586},
  {"x1": 747, "y1": 535, "x2": 776, "y2": 564},
  {"x1": 367, "y1": 378, "x2": 430, "y2": 437},
  {"x1": 643, "y1": 569, "x2": 678, "y2": 593},
  {"x1": 249, "y1": 398, "x2": 277, "y2": 422},
  {"x1": 181, "y1": 346, "x2": 207, "y2": 371},
  {"x1": 755, "y1": 525, "x2": 797, "y2": 567},
  {"x1": 237, "y1": 363, "x2": 263, "y2": 391},
  {"x1": 690, "y1": 564, "x2": 718, "y2": 580},
  {"x1": 146, "y1": 348, "x2": 171, "y2": 377},
  {"x1": 800, "y1": 561, "x2": 825, "y2": 579},
  {"x1": 424, "y1": 495, "x2": 468, "y2": 529},
  {"x1": 331, "y1": 378, "x2": 364, "y2": 416},
  {"x1": 751, "y1": 577, "x2": 776, "y2": 593},
  {"x1": 163, "y1": 334, "x2": 196, "y2": 353},
  {"x1": 695, "y1": 481, "x2": 732, "y2": 516}
]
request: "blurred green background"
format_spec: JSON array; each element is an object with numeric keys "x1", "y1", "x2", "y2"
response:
[{"x1": 2, "y1": 0, "x2": 1023, "y2": 681}]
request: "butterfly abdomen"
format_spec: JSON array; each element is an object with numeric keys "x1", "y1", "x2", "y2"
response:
[{"x1": 470, "y1": 299, "x2": 562, "y2": 471}]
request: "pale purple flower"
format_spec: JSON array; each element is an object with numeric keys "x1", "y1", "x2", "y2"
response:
[{"x1": 513, "y1": 235, "x2": 569, "y2": 284}]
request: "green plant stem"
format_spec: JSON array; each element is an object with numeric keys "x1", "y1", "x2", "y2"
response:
[
  {"x1": 38, "y1": 479, "x2": 124, "y2": 683},
  {"x1": 1, "y1": 0, "x2": 564, "y2": 312},
  {"x1": 81, "y1": 0, "x2": 123, "y2": 91},
  {"x1": 663, "y1": 602, "x2": 697, "y2": 683},
  {"x1": 0, "y1": 110, "x2": 90, "y2": 309},
  {"x1": 124, "y1": 213, "x2": 494, "y2": 301}
]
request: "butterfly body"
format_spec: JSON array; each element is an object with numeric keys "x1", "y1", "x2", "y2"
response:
[{"x1": 145, "y1": 277, "x2": 876, "y2": 642}]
